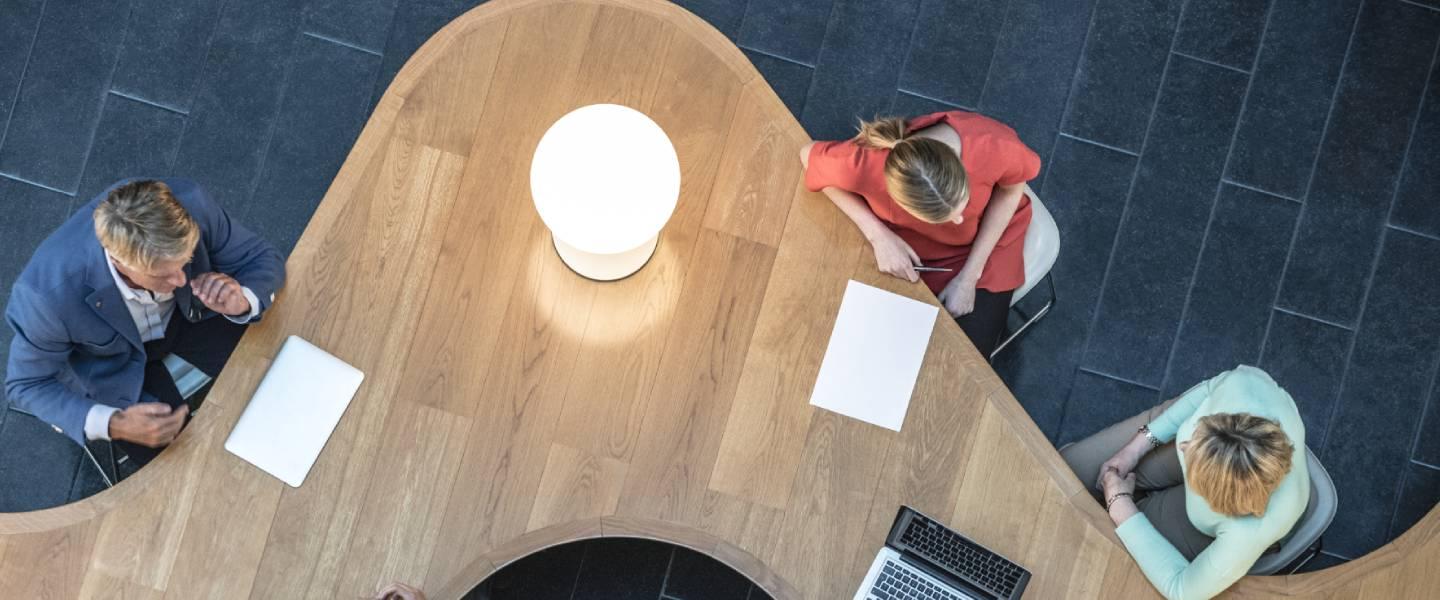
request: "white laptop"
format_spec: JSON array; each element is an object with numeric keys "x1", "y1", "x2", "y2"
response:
[{"x1": 224, "y1": 335, "x2": 364, "y2": 487}]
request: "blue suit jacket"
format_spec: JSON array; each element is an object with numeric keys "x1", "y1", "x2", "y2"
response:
[{"x1": 4, "y1": 178, "x2": 285, "y2": 445}]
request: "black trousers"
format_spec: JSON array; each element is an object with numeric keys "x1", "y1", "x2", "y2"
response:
[
  {"x1": 110, "y1": 311, "x2": 247, "y2": 477},
  {"x1": 955, "y1": 288, "x2": 1013, "y2": 359}
]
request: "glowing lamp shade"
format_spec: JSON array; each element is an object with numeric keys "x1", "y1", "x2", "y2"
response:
[{"x1": 531, "y1": 104, "x2": 680, "y2": 281}]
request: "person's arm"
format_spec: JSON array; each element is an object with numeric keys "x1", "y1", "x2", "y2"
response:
[
  {"x1": 937, "y1": 183, "x2": 1025, "y2": 315},
  {"x1": 800, "y1": 142, "x2": 920, "y2": 282},
  {"x1": 955, "y1": 182, "x2": 1024, "y2": 284},
  {"x1": 1148, "y1": 376, "x2": 1215, "y2": 443},
  {"x1": 5, "y1": 284, "x2": 106, "y2": 445},
  {"x1": 181, "y1": 180, "x2": 287, "y2": 317},
  {"x1": 6, "y1": 284, "x2": 187, "y2": 447},
  {"x1": 1114, "y1": 516, "x2": 1264, "y2": 600}
]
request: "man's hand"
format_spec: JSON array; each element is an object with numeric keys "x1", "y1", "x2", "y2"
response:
[
  {"x1": 108, "y1": 402, "x2": 189, "y2": 447},
  {"x1": 192, "y1": 272, "x2": 251, "y2": 317}
]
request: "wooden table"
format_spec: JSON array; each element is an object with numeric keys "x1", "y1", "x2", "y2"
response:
[{"x1": 2, "y1": 1, "x2": 1437, "y2": 598}]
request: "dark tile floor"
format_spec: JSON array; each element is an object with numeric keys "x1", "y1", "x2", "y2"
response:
[{"x1": 3, "y1": 0, "x2": 1440, "y2": 581}]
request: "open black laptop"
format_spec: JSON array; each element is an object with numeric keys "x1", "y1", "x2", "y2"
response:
[{"x1": 853, "y1": 506, "x2": 1031, "y2": 600}]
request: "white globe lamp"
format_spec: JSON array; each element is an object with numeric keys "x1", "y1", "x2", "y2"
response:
[{"x1": 530, "y1": 104, "x2": 681, "y2": 281}]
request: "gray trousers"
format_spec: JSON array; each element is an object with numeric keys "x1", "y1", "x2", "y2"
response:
[{"x1": 1060, "y1": 397, "x2": 1215, "y2": 559}]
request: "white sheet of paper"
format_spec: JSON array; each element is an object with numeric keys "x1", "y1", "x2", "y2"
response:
[{"x1": 809, "y1": 280, "x2": 939, "y2": 431}]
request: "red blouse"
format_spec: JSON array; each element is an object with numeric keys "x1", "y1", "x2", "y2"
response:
[{"x1": 804, "y1": 111, "x2": 1040, "y2": 294}]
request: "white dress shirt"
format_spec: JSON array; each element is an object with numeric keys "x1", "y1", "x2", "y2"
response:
[{"x1": 84, "y1": 252, "x2": 259, "y2": 441}]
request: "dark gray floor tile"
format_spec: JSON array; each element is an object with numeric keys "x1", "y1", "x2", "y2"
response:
[
  {"x1": 75, "y1": 95, "x2": 186, "y2": 203},
  {"x1": 736, "y1": 0, "x2": 835, "y2": 66},
  {"x1": 1320, "y1": 231, "x2": 1440, "y2": 557},
  {"x1": 674, "y1": 0, "x2": 751, "y2": 40},
  {"x1": 800, "y1": 0, "x2": 922, "y2": 140},
  {"x1": 888, "y1": 91, "x2": 961, "y2": 117},
  {"x1": 110, "y1": 0, "x2": 226, "y2": 112},
  {"x1": 1258, "y1": 311, "x2": 1351, "y2": 452},
  {"x1": 1277, "y1": 1, "x2": 1440, "y2": 326},
  {"x1": 1056, "y1": 370, "x2": 1160, "y2": 446},
  {"x1": 370, "y1": 0, "x2": 481, "y2": 111},
  {"x1": 896, "y1": 0, "x2": 1006, "y2": 109},
  {"x1": 1173, "y1": 0, "x2": 1270, "y2": 71},
  {"x1": 476, "y1": 540, "x2": 588, "y2": 600},
  {"x1": 0, "y1": 178, "x2": 71, "y2": 291},
  {"x1": 1391, "y1": 463, "x2": 1440, "y2": 540},
  {"x1": 1391, "y1": 48, "x2": 1440, "y2": 239},
  {"x1": 246, "y1": 37, "x2": 381, "y2": 255},
  {"x1": 1081, "y1": 58, "x2": 1248, "y2": 387},
  {"x1": 1060, "y1": 0, "x2": 1183, "y2": 152},
  {"x1": 979, "y1": 0, "x2": 1098, "y2": 185},
  {"x1": 1226, "y1": 0, "x2": 1359, "y2": 200},
  {"x1": 303, "y1": 0, "x2": 400, "y2": 53},
  {"x1": 0, "y1": 178, "x2": 71, "y2": 375},
  {"x1": 0, "y1": 0, "x2": 45, "y2": 149},
  {"x1": 996, "y1": 137, "x2": 1138, "y2": 440},
  {"x1": 0, "y1": 409, "x2": 84, "y2": 512},
  {"x1": 663, "y1": 546, "x2": 752, "y2": 600},
  {"x1": 1412, "y1": 369, "x2": 1440, "y2": 466},
  {"x1": 744, "y1": 50, "x2": 813, "y2": 119},
  {"x1": 171, "y1": 0, "x2": 303, "y2": 211},
  {"x1": 748, "y1": 584, "x2": 774, "y2": 600},
  {"x1": 571, "y1": 538, "x2": 672, "y2": 600},
  {"x1": 0, "y1": 0, "x2": 131, "y2": 193},
  {"x1": 1162, "y1": 186, "x2": 1299, "y2": 396}
]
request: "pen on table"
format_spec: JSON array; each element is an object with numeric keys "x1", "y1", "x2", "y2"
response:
[{"x1": 913, "y1": 266, "x2": 952, "y2": 272}]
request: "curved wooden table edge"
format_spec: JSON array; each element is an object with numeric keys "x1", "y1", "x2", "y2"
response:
[{"x1": 0, "y1": 0, "x2": 1432, "y2": 597}]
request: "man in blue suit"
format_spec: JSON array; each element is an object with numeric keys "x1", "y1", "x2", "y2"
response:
[{"x1": 5, "y1": 178, "x2": 284, "y2": 469}]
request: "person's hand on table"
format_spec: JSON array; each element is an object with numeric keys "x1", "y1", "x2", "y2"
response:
[
  {"x1": 937, "y1": 273, "x2": 978, "y2": 318},
  {"x1": 191, "y1": 272, "x2": 251, "y2": 317},
  {"x1": 869, "y1": 228, "x2": 920, "y2": 283},
  {"x1": 373, "y1": 582, "x2": 426, "y2": 600},
  {"x1": 1094, "y1": 432, "x2": 1157, "y2": 491},
  {"x1": 108, "y1": 402, "x2": 189, "y2": 447},
  {"x1": 1101, "y1": 466, "x2": 1139, "y2": 526}
]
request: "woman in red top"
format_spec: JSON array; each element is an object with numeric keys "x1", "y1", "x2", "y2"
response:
[{"x1": 800, "y1": 111, "x2": 1040, "y2": 357}]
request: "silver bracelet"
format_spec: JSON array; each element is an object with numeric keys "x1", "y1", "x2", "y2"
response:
[{"x1": 1138, "y1": 424, "x2": 1162, "y2": 448}]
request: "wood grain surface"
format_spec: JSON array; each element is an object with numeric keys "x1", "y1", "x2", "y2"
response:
[{"x1": 1, "y1": 1, "x2": 1436, "y2": 598}]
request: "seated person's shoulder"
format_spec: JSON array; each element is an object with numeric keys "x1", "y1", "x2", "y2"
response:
[{"x1": 1213, "y1": 365, "x2": 1283, "y2": 395}]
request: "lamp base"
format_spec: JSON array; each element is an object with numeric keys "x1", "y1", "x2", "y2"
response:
[{"x1": 551, "y1": 235, "x2": 658, "y2": 281}]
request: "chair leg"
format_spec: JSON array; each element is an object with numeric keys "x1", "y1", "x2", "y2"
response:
[
  {"x1": 990, "y1": 276, "x2": 1057, "y2": 360},
  {"x1": 1284, "y1": 538, "x2": 1324, "y2": 575},
  {"x1": 82, "y1": 444, "x2": 114, "y2": 488}
]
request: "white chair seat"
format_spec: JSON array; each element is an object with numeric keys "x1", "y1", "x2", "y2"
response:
[{"x1": 1014, "y1": 185, "x2": 1059, "y2": 305}]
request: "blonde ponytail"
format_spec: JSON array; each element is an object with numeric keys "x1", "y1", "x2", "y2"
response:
[
  {"x1": 854, "y1": 116, "x2": 910, "y2": 149},
  {"x1": 853, "y1": 116, "x2": 969, "y2": 223}
]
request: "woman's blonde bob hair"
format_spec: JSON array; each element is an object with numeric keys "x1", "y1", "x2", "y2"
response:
[
  {"x1": 93, "y1": 180, "x2": 199, "y2": 271},
  {"x1": 1185, "y1": 413, "x2": 1294, "y2": 517},
  {"x1": 854, "y1": 116, "x2": 969, "y2": 223}
]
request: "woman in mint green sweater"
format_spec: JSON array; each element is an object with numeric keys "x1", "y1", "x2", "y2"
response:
[{"x1": 1061, "y1": 366, "x2": 1309, "y2": 600}]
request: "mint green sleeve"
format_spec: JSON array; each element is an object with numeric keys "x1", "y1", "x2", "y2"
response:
[
  {"x1": 1115, "y1": 515, "x2": 1264, "y2": 600},
  {"x1": 1147, "y1": 377, "x2": 1212, "y2": 443}
]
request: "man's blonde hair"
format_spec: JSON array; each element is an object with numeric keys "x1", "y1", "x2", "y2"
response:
[
  {"x1": 1185, "y1": 413, "x2": 1294, "y2": 517},
  {"x1": 93, "y1": 180, "x2": 199, "y2": 271}
]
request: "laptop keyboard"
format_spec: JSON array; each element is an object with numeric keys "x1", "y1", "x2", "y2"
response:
[
  {"x1": 899, "y1": 514, "x2": 1026, "y2": 598},
  {"x1": 869, "y1": 560, "x2": 966, "y2": 600}
]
